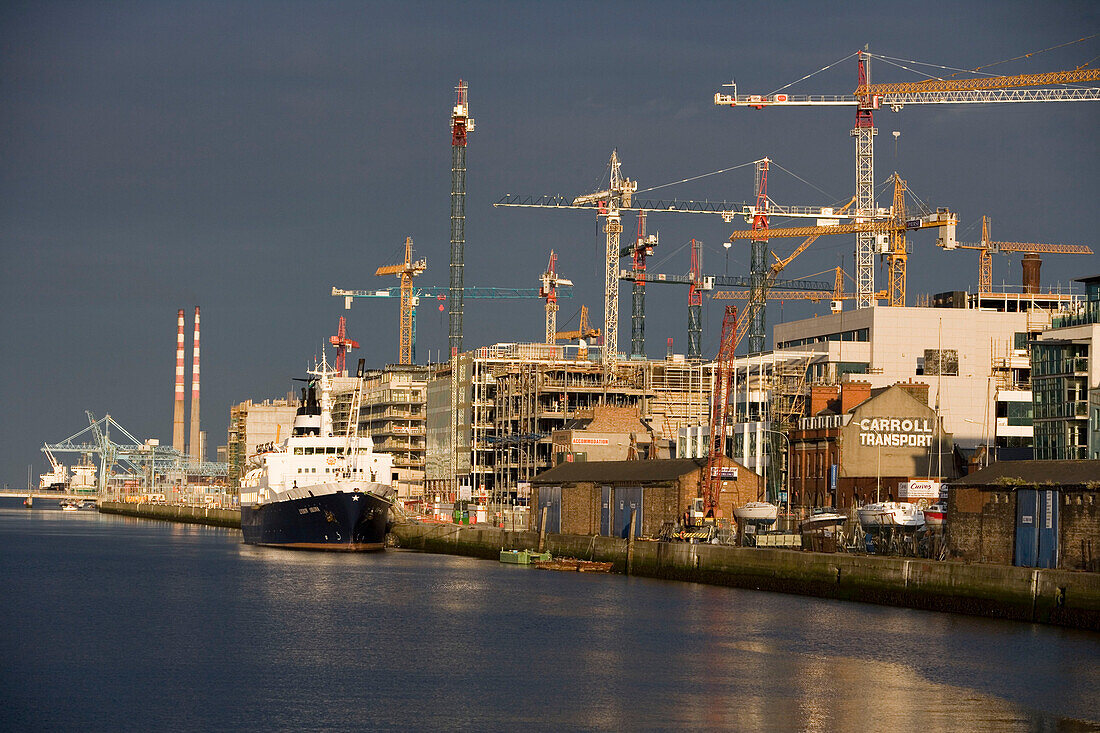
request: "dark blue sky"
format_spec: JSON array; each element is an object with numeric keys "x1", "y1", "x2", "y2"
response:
[{"x1": 2, "y1": 1, "x2": 1097, "y2": 486}]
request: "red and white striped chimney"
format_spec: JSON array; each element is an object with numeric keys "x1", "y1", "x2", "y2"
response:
[
  {"x1": 188, "y1": 306, "x2": 201, "y2": 462},
  {"x1": 173, "y1": 309, "x2": 186, "y2": 453}
]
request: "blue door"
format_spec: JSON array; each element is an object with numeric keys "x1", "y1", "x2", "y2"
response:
[
  {"x1": 600, "y1": 486, "x2": 612, "y2": 537},
  {"x1": 613, "y1": 487, "x2": 643, "y2": 539},
  {"x1": 1015, "y1": 489, "x2": 1060, "y2": 568},
  {"x1": 1015, "y1": 489, "x2": 1039, "y2": 568},
  {"x1": 538, "y1": 486, "x2": 561, "y2": 534},
  {"x1": 1037, "y1": 489, "x2": 1059, "y2": 569}
]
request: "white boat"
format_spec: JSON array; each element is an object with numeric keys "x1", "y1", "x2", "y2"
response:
[
  {"x1": 734, "y1": 501, "x2": 778, "y2": 526},
  {"x1": 801, "y1": 509, "x2": 847, "y2": 532},
  {"x1": 69, "y1": 459, "x2": 97, "y2": 493},
  {"x1": 239, "y1": 355, "x2": 396, "y2": 551},
  {"x1": 858, "y1": 501, "x2": 926, "y2": 531},
  {"x1": 922, "y1": 501, "x2": 946, "y2": 527},
  {"x1": 39, "y1": 444, "x2": 69, "y2": 491},
  {"x1": 60, "y1": 501, "x2": 78, "y2": 512}
]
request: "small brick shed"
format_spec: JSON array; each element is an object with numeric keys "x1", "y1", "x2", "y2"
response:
[
  {"x1": 530, "y1": 457, "x2": 762, "y2": 538},
  {"x1": 948, "y1": 459, "x2": 1099, "y2": 570}
]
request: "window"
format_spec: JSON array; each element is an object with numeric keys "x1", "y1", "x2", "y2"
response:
[{"x1": 923, "y1": 349, "x2": 958, "y2": 376}]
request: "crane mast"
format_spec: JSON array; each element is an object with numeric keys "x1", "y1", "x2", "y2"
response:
[
  {"x1": 887, "y1": 173, "x2": 907, "y2": 307},
  {"x1": 748, "y1": 159, "x2": 771, "y2": 353},
  {"x1": 853, "y1": 49, "x2": 878, "y2": 309},
  {"x1": 450, "y1": 79, "x2": 473, "y2": 502},
  {"x1": 687, "y1": 238, "x2": 704, "y2": 360},
  {"x1": 375, "y1": 236, "x2": 426, "y2": 365},
  {"x1": 624, "y1": 212, "x2": 657, "y2": 359},
  {"x1": 570, "y1": 150, "x2": 636, "y2": 380},
  {"x1": 450, "y1": 80, "x2": 472, "y2": 358}
]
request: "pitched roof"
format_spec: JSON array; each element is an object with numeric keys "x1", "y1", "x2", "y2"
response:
[
  {"x1": 951, "y1": 459, "x2": 1100, "y2": 488},
  {"x1": 531, "y1": 458, "x2": 707, "y2": 484}
]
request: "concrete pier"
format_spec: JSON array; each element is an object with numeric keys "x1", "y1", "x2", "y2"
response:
[
  {"x1": 99, "y1": 501, "x2": 240, "y2": 529},
  {"x1": 390, "y1": 522, "x2": 1100, "y2": 631}
]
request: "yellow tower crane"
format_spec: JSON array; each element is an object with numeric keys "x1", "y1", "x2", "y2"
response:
[
  {"x1": 375, "y1": 236, "x2": 427, "y2": 365},
  {"x1": 940, "y1": 215, "x2": 1093, "y2": 292},
  {"x1": 722, "y1": 176, "x2": 956, "y2": 308},
  {"x1": 554, "y1": 305, "x2": 601, "y2": 358},
  {"x1": 716, "y1": 49, "x2": 1100, "y2": 309}
]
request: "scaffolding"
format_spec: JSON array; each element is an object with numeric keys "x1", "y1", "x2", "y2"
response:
[{"x1": 422, "y1": 343, "x2": 714, "y2": 518}]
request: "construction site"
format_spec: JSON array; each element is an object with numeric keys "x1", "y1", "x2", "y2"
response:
[{"x1": 303, "y1": 52, "x2": 1100, "y2": 533}]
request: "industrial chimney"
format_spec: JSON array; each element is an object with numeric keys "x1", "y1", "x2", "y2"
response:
[
  {"x1": 1022, "y1": 253, "x2": 1042, "y2": 294},
  {"x1": 173, "y1": 309, "x2": 186, "y2": 453},
  {"x1": 189, "y1": 307, "x2": 201, "y2": 462}
]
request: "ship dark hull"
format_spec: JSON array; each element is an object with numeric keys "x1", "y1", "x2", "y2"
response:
[{"x1": 241, "y1": 489, "x2": 391, "y2": 551}]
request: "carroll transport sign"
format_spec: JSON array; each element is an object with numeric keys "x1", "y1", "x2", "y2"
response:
[{"x1": 857, "y1": 417, "x2": 935, "y2": 447}]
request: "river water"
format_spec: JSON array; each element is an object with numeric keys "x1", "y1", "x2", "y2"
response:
[{"x1": 1, "y1": 502, "x2": 1097, "y2": 732}]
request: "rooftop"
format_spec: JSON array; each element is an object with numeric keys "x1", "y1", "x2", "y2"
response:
[
  {"x1": 952, "y1": 460, "x2": 1100, "y2": 489},
  {"x1": 532, "y1": 457, "x2": 707, "y2": 484}
]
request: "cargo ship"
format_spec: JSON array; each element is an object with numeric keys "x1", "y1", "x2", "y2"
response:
[{"x1": 239, "y1": 356, "x2": 394, "y2": 551}]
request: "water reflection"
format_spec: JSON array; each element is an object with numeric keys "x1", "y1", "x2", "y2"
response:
[{"x1": 2, "y1": 504, "x2": 1097, "y2": 731}]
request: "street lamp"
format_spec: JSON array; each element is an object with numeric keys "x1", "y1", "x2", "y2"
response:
[{"x1": 762, "y1": 428, "x2": 792, "y2": 528}]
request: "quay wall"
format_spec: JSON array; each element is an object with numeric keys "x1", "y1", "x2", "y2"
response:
[
  {"x1": 390, "y1": 522, "x2": 1100, "y2": 631},
  {"x1": 99, "y1": 501, "x2": 241, "y2": 529}
]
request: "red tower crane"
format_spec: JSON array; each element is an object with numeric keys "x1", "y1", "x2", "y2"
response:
[
  {"x1": 540, "y1": 250, "x2": 573, "y2": 344},
  {"x1": 702, "y1": 305, "x2": 739, "y2": 519},
  {"x1": 329, "y1": 316, "x2": 359, "y2": 377}
]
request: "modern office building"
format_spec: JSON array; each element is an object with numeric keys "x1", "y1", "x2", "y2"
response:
[
  {"x1": 1031, "y1": 275, "x2": 1100, "y2": 460},
  {"x1": 773, "y1": 295, "x2": 1074, "y2": 452}
]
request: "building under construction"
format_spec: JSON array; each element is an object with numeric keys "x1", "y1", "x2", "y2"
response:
[{"x1": 423, "y1": 343, "x2": 713, "y2": 514}]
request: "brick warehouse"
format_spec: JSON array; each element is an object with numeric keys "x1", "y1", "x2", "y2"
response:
[
  {"x1": 791, "y1": 381, "x2": 958, "y2": 509},
  {"x1": 948, "y1": 460, "x2": 1100, "y2": 570},
  {"x1": 530, "y1": 457, "x2": 762, "y2": 538}
]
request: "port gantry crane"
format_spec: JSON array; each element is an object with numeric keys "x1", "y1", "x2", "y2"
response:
[
  {"x1": 940, "y1": 215, "x2": 1093, "y2": 292},
  {"x1": 374, "y1": 236, "x2": 427, "y2": 365},
  {"x1": 496, "y1": 152, "x2": 844, "y2": 369},
  {"x1": 329, "y1": 316, "x2": 359, "y2": 376},
  {"x1": 716, "y1": 47, "x2": 1100, "y2": 310},
  {"x1": 539, "y1": 250, "x2": 573, "y2": 344}
]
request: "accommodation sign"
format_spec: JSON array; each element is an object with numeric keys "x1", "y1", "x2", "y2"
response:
[
  {"x1": 572, "y1": 437, "x2": 610, "y2": 446},
  {"x1": 857, "y1": 417, "x2": 935, "y2": 447}
]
